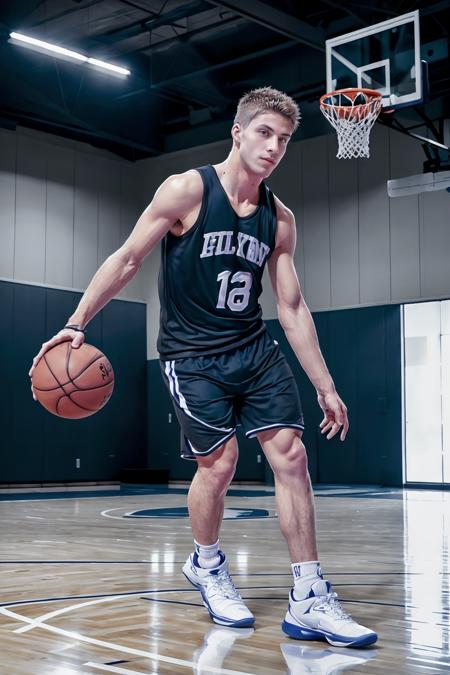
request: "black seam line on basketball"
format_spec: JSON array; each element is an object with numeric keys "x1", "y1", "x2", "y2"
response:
[
  {"x1": 56, "y1": 393, "x2": 64, "y2": 415},
  {"x1": 43, "y1": 354, "x2": 72, "y2": 400},
  {"x1": 65, "y1": 339, "x2": 71, "y2": 383},
  {"x1": 35, "y1": 352, "x2": 107, "y2": 392},
  {"x1": 34, "y1": 350, "x2": 102, "y2": 391},
  {"x1": 66, "y1": 391, "x2": 101, "y2": 412},
  {"x1": 33, "y1": 380, "x2": 113, "y2": 393},
  {"x1": 69, "y1": 352, "x2": 105, "y2": 383},
  {"x1": 53, "y1": 390, "x2": 96, "y2": 415}
]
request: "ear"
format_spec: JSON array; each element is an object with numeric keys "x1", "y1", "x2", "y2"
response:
[{"x1": 231, "y1": 123, "x2": 241, "y2": 145}]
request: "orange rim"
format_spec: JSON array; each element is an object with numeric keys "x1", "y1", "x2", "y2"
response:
[{"x1": 320, "y1": 87, "x2": 383, "y2": 108}]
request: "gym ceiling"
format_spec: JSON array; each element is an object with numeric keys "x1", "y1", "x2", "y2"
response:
[{"x1": 0, "y1": 0, "x2": 449, "y2": 160}]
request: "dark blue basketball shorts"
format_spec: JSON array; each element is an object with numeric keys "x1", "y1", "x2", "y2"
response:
[{"x1": 160, "y1": 331, "x2": 304, "y2": 460}]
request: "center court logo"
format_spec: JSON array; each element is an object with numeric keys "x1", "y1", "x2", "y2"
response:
[{"x1": 123, "y1": 507, "x2": 276, "y2": 519}]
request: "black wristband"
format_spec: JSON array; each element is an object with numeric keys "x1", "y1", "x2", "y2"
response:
[{"x1": 64, "y1": 324, "x2": 85, "y2": 334}]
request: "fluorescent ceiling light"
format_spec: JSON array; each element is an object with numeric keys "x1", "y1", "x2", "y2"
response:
[
  {"x1": 86, "y1": 57, "x2": 130, "y2": 76},
  {"x1": 9, "y1": 32, "x2": 130, "y2": 76}
]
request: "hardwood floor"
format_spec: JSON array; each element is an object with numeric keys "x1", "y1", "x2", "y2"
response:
[{"x1": 0, "y1": 484, "x2": 449, "y2": 674}]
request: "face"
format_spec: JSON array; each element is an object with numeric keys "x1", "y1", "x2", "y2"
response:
[{"x1": 233, "y1": 111, "x2": 293, "y2": 177}]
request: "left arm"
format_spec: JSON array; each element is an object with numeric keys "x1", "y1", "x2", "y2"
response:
[{"x1": 268, "y1": 201, "x2": 349, "y2": 441}]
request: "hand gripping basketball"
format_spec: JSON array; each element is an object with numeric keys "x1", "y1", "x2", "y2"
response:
[
  {"x1": 30, "y1": 334, "x2": 114, "y2": 418},
  {"x1": 29, "y1": 326, "x2": 85, "y2": 390}
]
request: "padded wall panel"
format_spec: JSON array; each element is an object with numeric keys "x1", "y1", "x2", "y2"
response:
[{"x1": 0, "y1": 280, "x2": 146, "y2": 483}]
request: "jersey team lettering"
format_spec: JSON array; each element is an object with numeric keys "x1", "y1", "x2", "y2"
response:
[{"x1": 200, "y1": 230, "x2": 271, "y2": 268}]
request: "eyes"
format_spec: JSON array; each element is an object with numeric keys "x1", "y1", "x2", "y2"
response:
[{"x1": 257, "y1": 129, "x2": 288, "y2": 144}]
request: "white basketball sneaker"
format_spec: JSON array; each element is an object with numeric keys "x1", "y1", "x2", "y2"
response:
[
  {"x1": 183, "y1": 552, "x2": 255, "y2": 627},
  {"x1": 282, "y1": 579, "x2": 377, "y2": 648}
]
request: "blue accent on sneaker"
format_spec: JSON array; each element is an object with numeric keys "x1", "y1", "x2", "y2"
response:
[
  {"x1": 282, "y1": 620, "x2": 320, "y2": 640},
  {"x1": 199, "y1": 586, "x2": 255, "y2": 627},
  {"x1": 282, "y1": 617, "x2": 377, "y2": 646},
  {"x1": 182, "y1": 553, "x2": 254, "y2": 628},
  {"x1": 306, "y1": 580, "x2": 330, "y2": 598},
  {"x1": 282, "y1": 612, "x2": 378, "y2": 647},
  {"x1": 183, "y1": 575, "x2": 254, "y2": 627}
]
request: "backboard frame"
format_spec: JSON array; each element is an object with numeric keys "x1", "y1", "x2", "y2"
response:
[{"x1": 326, "y1": 10, "x2": 421, "y2": 109}]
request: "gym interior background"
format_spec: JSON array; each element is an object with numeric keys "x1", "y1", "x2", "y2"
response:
[{"x1": 0, "y1": 0, "x2": 448, "y2": 487}]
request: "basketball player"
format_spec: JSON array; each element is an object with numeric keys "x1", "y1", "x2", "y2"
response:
[{"x1": 30, "y1": 87, "x2": 377, "y2": 647}]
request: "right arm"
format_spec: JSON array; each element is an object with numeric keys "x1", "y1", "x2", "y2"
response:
[{"x1": 29, "y1": 170, "x2": 203, "y2": 380}]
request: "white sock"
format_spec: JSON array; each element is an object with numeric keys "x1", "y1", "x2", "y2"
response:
[
  {"x1": 291, "y1": 560, "x2": 322, "y2": 600},
  {"x1": 194, "y1": 539, "x2": 221, "y2": 569}
]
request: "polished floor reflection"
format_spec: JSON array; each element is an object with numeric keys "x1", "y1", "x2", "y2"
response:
[{"x1": 0, "y1": 484, "x2": 449, "y2": 674}]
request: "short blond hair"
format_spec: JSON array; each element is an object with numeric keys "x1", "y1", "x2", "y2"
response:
[{"x1": 234, "y1": 86, "x2": 300, "y2": 132}]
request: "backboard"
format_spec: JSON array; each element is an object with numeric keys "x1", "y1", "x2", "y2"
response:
[{"x1": 326, "y1": 10, "x2": 422, "y2": 109}]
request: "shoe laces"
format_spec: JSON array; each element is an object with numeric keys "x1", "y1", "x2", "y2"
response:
[
  {"x1": 315, "y1": 592, "x2": 351, "y2": 621},
  {"x1": 208, "y1": 571, "x2": 242, "y2": 600}
]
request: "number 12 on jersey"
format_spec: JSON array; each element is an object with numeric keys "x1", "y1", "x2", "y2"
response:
[{"x1": 216, "y1": 270, "x2": 252, "y2": 312}]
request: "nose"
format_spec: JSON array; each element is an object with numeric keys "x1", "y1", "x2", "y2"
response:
[{"x1": 267, "y1": 137, "x2": 279, "y2": 155}]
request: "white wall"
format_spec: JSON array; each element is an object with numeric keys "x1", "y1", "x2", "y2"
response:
[
  {"x1": 1, "y1": 123, "x2": 449, "y2": 360},
  {"x1": 0, "y1": 125, "x2": 147, "y2": 302},
  {"x1": 139, "y1": 125, "x2": 450, "y2": 357}
]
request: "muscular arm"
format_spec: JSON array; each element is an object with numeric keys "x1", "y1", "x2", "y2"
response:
[
  {"x1": 268, "y1": 200, "x2": 348, "y2": 440},
  {"x1": 67, "y1": 170, "x2": 203, "y2": 328},
  {"x1": 29, "y1": 170, "x2": 203, "y2": 379}
]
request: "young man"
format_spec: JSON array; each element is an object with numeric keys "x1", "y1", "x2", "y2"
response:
[{"x1": 30, "y1": 87, "x2": 377, "y2": 647}]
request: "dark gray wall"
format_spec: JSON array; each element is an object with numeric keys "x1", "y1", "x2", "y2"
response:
[
  {"x1": 0, "y1": 280, "x2": 147, "y2": 483},
  {"x1": 267, "y1": 306, "x2": 402, "y2": 486},
  {"x1": 147, "y1": 305, "x2": 402, "y2": 486}
]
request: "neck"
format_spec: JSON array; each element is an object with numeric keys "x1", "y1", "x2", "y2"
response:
[{"x1": 214, "y1": 147, "x2": 262, "y2": 203}]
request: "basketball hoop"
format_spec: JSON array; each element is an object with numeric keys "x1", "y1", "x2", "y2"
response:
[{"x1": 320, "y1": 88, "x2": 383, "y2": 159}]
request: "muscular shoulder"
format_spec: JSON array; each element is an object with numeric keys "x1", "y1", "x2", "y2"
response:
[
  {"x1": 273, "y1": 194, "x2": 295, "y2": 227},
  {"x1": 151, "y1": 169, "x2": 204, "y2": 221},
  {"x1": 164, "y1": 169, "x2": 203, "y2": 200},
  {"x1": 273, "y1": 194, "x2": 296, "y2": 253}
]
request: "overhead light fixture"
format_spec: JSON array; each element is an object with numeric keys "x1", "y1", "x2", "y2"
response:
[{"x1": 9, "y1": 32, "x2": 130, "y2": 77}]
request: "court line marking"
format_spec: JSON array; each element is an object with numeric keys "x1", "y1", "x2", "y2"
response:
[
  {"x1": 14, "y1": 594, "x2": 124, "y2": 633},
  {"x1": 85, "y1": 662, "x2": 252, "y2": 675},
  {"x1": 0, "y1": 587, "x2": 193, "y2": 609},
  {"x1": 0, "y1": 607, "x2": 254, "y2": 675},
  {"x1": 101, "y1": 508, "x2": 132, "y2": 520},
  {"x1": 84, "y1": 664, "x2": 149, "y2": 675},
  {"x1": 100, "y1": 507, "x2": 277, "y2": 521}
]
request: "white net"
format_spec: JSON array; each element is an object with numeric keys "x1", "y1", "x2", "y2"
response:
[{"x1": 320, "y1": 89, "x2": 383, "y2": 159}]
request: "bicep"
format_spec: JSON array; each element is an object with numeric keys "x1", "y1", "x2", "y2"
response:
[
  {"x1": 119, "y1": 202, "x2": 172, "y2": 266},
  {"x1": 119, "y1": 172, "x2": 201, "y2": 265}
]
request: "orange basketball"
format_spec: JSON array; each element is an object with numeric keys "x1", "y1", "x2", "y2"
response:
[{"x1": 31, "y1": 342, "x2": 114, "y2": 419}]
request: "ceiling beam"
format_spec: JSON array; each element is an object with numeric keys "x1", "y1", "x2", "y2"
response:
[
  {"x1": 98, "y1": 0, "x2": 211, "y2": 43},
  {"x1": 117, "y1": 37, "x2": 299, "y2": 102},
  {"x1": 208, "y1": 0, "x2": 325, "y2": 52},
  {"x1": 28, "y1": 0, "x2": 105, "y2": 28},
  {"x1": 151, "y1": 39, "x2": 298, "y2": 89}
]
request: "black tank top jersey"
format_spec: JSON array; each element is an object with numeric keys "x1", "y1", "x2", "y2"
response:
[{"x1": 157, "y1": 165, "x2": 278, "y2": 360}]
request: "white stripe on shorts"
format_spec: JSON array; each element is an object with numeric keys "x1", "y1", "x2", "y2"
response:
[
  {"x1": 164, "y1": 361, "x2": 175, "y2": 397},
  {"x1": 188, "y1": 429, "x2": 236, "y2": 456},
  {"x1": 245, "y1": 423, "x2": 304, "y2": 437},
  {"x1": 164, "y1": 360, "x2": 234, "y2": 433}
]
